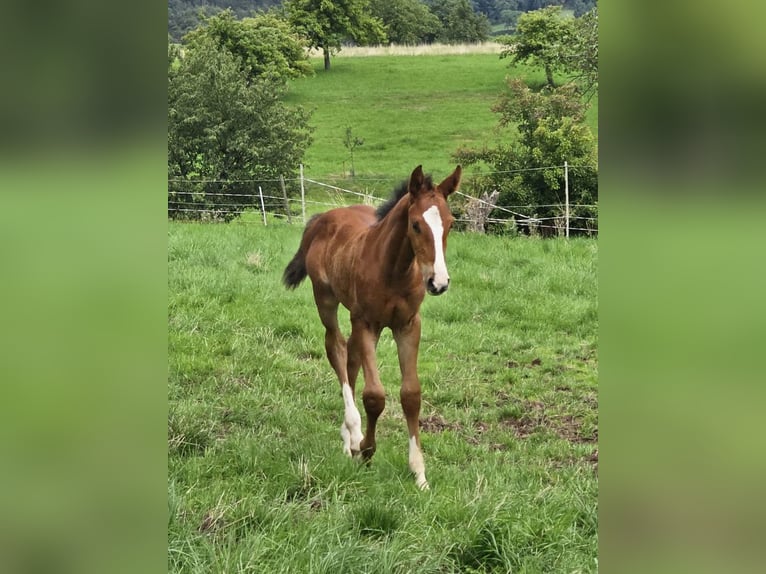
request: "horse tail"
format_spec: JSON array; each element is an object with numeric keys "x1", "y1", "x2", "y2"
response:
[
  {"x1": 283, "y1": 214, "x2": 320, "y2": 290},
  {"x1": 283, "y1": 250, "x2": 307, "y2": 289}
]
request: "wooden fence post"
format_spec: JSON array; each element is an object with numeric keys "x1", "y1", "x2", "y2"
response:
[
  {"x1": 300, "y1": 164, "x2": 306, "y2": 224},
  {"x1": 280, "y1": 175, "x2": 291, "y2": 224},
  {"x1": 564, "y1": 161, "x2": 569, "y2": 238},
  {"x1": 258, "y1": 186, "x2": 267, "y2": 226}
]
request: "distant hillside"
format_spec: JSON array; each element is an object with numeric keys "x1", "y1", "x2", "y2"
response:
[
  {"x1": 168, "y1": 0, "x2": 281, "y2": 41},
  {"x1": 168, "y1": 0, "x2": 596, "y2": 42}
]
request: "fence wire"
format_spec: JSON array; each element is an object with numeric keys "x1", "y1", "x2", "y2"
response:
[{"x1": 168, "y1": 164, "x2": 597, "y2": 235}]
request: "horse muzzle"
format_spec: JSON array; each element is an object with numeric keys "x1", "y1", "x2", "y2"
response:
[{"x1": 426, "y1": 276, "x2": 449, "y2": 296}]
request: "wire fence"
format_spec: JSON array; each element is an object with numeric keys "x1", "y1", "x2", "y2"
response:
[{"x1": 168, "y1": 163, "x2": 598, "y2": 236}]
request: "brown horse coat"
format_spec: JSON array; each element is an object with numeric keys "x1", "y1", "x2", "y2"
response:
[{"x1": 284, "y1": 165, "x2": 461, "y2": 489}]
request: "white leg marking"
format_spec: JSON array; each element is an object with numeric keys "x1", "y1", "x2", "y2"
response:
[
  {"x1": 341, "y1": 384, "x2": 363, "y2": 455},
  {"x1": 409, "y1": 435, "x2": 429, "y2": 490},
  {"x1": 423, "y1": 206, "x2": 449, "y2": 290}
]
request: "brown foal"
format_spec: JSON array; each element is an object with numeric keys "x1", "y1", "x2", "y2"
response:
[{"x1": 283, "y1": 165, "x2": 461, "y2": 489}]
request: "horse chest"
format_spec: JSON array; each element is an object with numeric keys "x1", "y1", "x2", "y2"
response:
[{"x1": 351, "y1": 289, "x2": 421, "y2": 329}]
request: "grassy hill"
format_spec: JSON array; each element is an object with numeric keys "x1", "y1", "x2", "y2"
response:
[{"x1": 286, "y1": 49, "x2": 598, "y2": 193}]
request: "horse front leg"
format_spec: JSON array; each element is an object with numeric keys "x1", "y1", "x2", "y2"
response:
[
  {"x1": 349, "y1": 320, "x2": 384, "y2": 460},
  {"x1": 393, "y1": 315, "x2": 428, "y2": 490}
]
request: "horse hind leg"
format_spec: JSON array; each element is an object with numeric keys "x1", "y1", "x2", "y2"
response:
[{"x1": 314, "y1": 291, "x2": 363, "y2": 456}]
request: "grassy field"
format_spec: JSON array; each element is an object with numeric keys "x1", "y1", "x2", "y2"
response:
[
  {"x1": 168, "y1": 220, "x2": 598, "y2": 572},
  {"x1": 286, "y1": 52, "x2": 598, "y2": 192}
]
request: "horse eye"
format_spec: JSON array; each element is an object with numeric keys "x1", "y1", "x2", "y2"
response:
[{"x1": 412, "y1": 222, "x2": 421, "y2": 233}]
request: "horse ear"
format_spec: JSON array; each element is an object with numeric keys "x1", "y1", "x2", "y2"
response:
[
  {"x1": 437, "y1": 165, "x2": 462, "y2": 197},
  {"x1": 408, "y1": 165, "x2": 425, "y2": 196}
]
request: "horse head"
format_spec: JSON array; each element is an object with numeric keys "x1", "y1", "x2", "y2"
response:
[{"x1": 406, "y1": 164, "x2": 462, "y2": 295}]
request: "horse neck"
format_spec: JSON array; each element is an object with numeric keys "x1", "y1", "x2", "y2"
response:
[{"x1": 369, "y1": 197, "x2": 417, "y2": 282}]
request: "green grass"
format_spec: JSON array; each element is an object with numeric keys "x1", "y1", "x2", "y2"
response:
[
  {"x1": 168, "y1": 220, "x2": 598, "y2": 573},
  {"x1": 286, "y1": 53, "x2": 598, "y2": 193}
]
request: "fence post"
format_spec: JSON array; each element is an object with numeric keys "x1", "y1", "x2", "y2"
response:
[
  {"x1": 258, "y1": 186, "x2": 267, "y2": 226},
  {"x1": 300, "y1": 164, "x2": 306, "y2": 224},
  {"x1": 564, "y1": 161, "x2": 570, "y2": 239},
  {"x1": 280, "y1": 175, "x2": 291, "y2": 224}
]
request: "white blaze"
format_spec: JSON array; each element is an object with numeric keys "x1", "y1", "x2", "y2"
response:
[{"x1": 423, "y1": 206, "x2": 449, "y2": 289}]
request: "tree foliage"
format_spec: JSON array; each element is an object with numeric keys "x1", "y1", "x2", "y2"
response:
[
  {"x1": 285, "y1": 0, "x2": 386, "y2": 70},
  {"x1": 501, "y1": 4, "x2": 598, "y2": 93},
  {"x1": 426, "y1": 0, "x2": 491, "y2": 44},
  {"x1": 454, "y1": 79, "x2": 597, "y2": 235},
  {"x1": 168, "y1": 0, "x2": 283, "y2": 41},
  {"x1": 168, "y1": 37, "x2": 313, "y2": 220},
  {"x1": 184, "y1": 9, "x2": 312, "y2": 83},
  {"x1": 500, "y1": 5, "x2": 574, "y2": 87},
  {"x1": 167, "y1": 0, "x2": 599, "y2": 42},
  {"x1": 566, "y1": 6, "x2": 598, "y2": 98},
  {"x1": 369, "y1": 0, "x2": 440, "y2": 45}
]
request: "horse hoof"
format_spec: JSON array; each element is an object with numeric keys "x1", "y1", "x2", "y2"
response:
[
  {"x1": 360, "y1": 447, "x2": 375, "y2": 461},
  {"x1": 416, "y1": 477, "x2": 430, "y2": 490}
]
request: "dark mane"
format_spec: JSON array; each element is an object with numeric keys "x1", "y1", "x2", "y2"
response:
[{"x1": 375, "y1": 175, "x2": 433, "y2": 220}]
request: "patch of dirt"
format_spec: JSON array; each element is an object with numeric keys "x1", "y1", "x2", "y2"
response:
[
  {"x1": 587, "y1": 449, "x2": 599, "y2": 473},
  {"x1": 504, "y1": 358, "x2": 542, "y2": 368},
  {"x1": 557, "y1": 415, "x2": 598, "y2": 444},
  {"x1": 494, "y1": 390, "x2": 512, "y2": 406},
  {"x1": 500, "y1": 416, "x2": 539, "y2": 439},
  {"x1": 551, "y1": 448, "x2": 599, "y2": 473},
  {"x1": 198, "y1": 510, "x2": 225, "y2": 534},
  {"x1": 499, "y1": 400, "x2": 598, "y2": 445},
  {"x1": 419, "y1": 414, "x2": 463, "y2": 433}
]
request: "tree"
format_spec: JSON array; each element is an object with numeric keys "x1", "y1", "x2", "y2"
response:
[
  {"x1": 285, "y1": 0, "x2": 387, "y2": 70},
  {"x1": 495, "y1": 0, "x2": 522, "y2": 32},
  {"x1": 369, "y1": 0, "x2": 441, "y2": 45},
  {"x1": 453, "y1": 79, "x2": 597, "y2": 235},
  {"x1": 168, "y1": 37, "x2": 313, "y2": 220},
  {"x1": 342, "y1": 126, "x2": 364, "y2": 178},
  {"x1": 566, "y1": 6, "x2": 598, "y2": 99},
  {"x1": 500, "y1": 5, "x2": 574, "y2": 87},
  {"x1": 183, "y1": 9, "x2": 312, "y2": 83},
  {"x1": 168, "y1": 0, "x2": 284, "y2": 41},
  {"x1": 426, "y1": 0, "x2": 491, "y2": 44}
]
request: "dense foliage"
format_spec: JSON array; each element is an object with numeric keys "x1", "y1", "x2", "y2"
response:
[
  {"x1": 500, "y1": 5, "x2": 573, "y2": 87},
  {"x1": 168, "y1": 0, "x2": 598, "y2": 43},
  {"x1": 501, "y1": 5, "x2": 598, "y2": 93},
  {"x1": 426, "y1": 0, "x2": 491, "y2": 43},
  {"x1": 454, "y1": 78, "x2": 597, "y2": 235},
  {"x1": 369, "y1": 0, "x2": 441, "y2": 45},
  {"x1": 184, "y1": 9, "x2": 312, "y2": 81},
  {"x1": 168, "y1": 28, "x2": 312, "y2": 221},
  {"x1": 285, "y1": 0, "x2": 387, "y2": 70},
  {"x1": 454, "y1": 6, "x2": 598, "y2": 235},
  {"x1": 168, "y1": 0, "x2": 282, "y2": 41}
]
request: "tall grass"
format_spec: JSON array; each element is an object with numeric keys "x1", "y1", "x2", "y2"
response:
[
  {"x1": 168, "y1": 220, "x2": 598, "y2": 572},
  {"x1": 309, "y1": 42, "x2": 504, "y2": 58}
]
